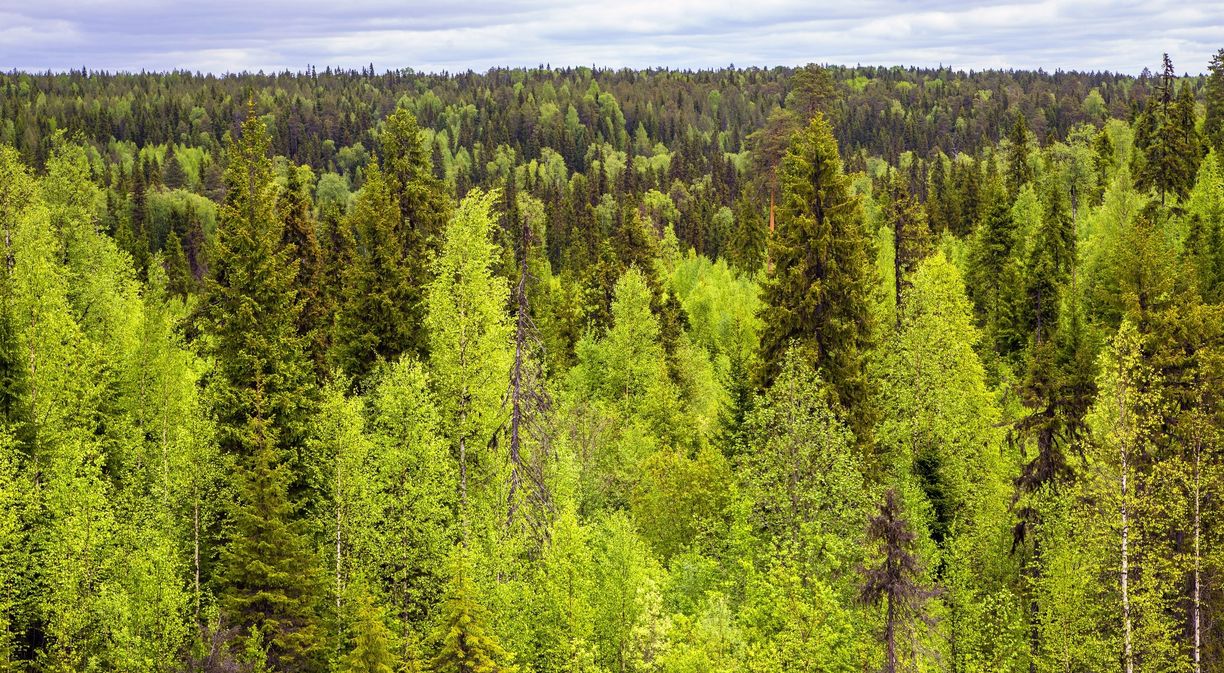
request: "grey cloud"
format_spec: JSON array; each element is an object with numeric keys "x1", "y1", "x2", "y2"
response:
[{"x1": 0, "y1": 0, "x2": 1220, "y2": 74}]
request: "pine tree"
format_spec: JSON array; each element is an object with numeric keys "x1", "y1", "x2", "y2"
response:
[
  {"x1": 758, "y1": 112, "x2": 876, "y2": 444},
  {"x1": 429, "y1": 558, "x2": 517, "y2": 673},
  {"x1": 949, "y1": 156, "x2": 982, "y2": 237},
  {"x1": 788, "y1": 64, "x2": 838, "y2": 122}
]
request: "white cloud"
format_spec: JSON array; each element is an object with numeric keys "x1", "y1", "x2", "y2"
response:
[{"x1": 1, "y1": 0, "x2": 1221, "y2": 74}]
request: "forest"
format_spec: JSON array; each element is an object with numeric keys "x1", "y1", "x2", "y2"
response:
[{"x1": 1, "y1": 51, "x2": 1223, "y2": 672}]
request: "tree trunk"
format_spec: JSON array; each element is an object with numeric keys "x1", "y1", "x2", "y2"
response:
[
  {"x1": 1119, "y1": 385, "x2": 1134, "y2": 673},
  {"x1": 194, "y1": 497, "x2": 201, "y2": 621},
  {"x1": 1193, "y1": 432, "x2": 1201, "y2": 673},
  {"x1": 885, "y1": 594, "x2": 897, "y2": 673},
  {"x1": 336, "y1": 458, "x2": 343, "y2": 611}
]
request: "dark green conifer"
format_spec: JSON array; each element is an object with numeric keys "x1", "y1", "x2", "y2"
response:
[
  {"x1": 279, "y1": 166, "x2": 328, "y2": 378},
  {"x1": 221, "y1": 403, "x2": 325, "y2": 673},
  {"x1": 163, "y1": 143, "x2": 188, "y2": 190},
  {"x1": 1207, "y1": 48, "x2": 1224, "y2": 154},
  {"x1": 331, "y1": 162, "x2": 413, "y2": 384},
  {"x1": 378, "y1": 108, "x2": 452, "y2": 357},
  {"x1": 429, "y1": 559, "x2": 516, "y2": 673},
  {"x1": 163, "y1": 232, "x2": 193, "y2": 300},
  {"x1": 1134, "y1": 55, "x2": 1201, "y2": 205},
  {"x1": 199, "y1": 103, "x2": 315, "y2": 458},
  {"x1": 1006, "y1": 113, "x2": 1034, "y2": 200},
  {"x1": 758, "y1": 112, "x2": 876, "y2": 444},
  {"x1": 728, "y1": 191, "x2": 767, "y2": 275}
]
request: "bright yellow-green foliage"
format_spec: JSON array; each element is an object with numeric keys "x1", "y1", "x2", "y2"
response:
[{"x1": 4, "y1": 59, "x2": 1224, "y2": 673}]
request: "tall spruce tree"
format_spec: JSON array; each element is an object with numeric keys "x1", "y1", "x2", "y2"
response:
[
  {"x1": 1134, "y1": 55, "x2": 1201, "y2": 205},
  {"x1": 378, "y1": 108, "x2": 452, "y2": 358},
  {"x1": 279, "y1": 165, "x2": 328, "y2": 378},
  {"x1": 1207, "y1": 48, "x2": 1224, "y2": 155},
  {"x1": 220, "y1": 406, "x2": 325, "y2": 672},
  {"x1": 199, "y1": 102, "x2": 316, "y2": 459},
  {"x1": 200, "y1": 104, "x2": 325, "y2": 667},
  {"x1": 331, "y1": 161, "x2": 415, "y2": 384},
  {"x1": 1006, "y1": 113, "x2": 1034, "y2": 200},
  {"x1": 758, "y1": 112, "x2": 876, "y2": 444}
]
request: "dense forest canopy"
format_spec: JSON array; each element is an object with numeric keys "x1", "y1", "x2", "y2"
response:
[{"x1": 1, "y1": 50, "x2": 1224, "y2": 672}]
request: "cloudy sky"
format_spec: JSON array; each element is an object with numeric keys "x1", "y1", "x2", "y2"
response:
[{"x1": 2, "y1": 0, "x2": 1221, "y2": 75}]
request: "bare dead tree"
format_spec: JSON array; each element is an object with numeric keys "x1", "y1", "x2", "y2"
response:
[
  {"x1": 498, "y1": 195, "x2": 555, "y2": 543},
  {"x1": 860, "y1": 489, "x2": 938, "y2": 673}
]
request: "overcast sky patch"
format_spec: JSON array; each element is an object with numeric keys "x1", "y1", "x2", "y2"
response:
[{"x1": 1, "y1": 0, "x2": 1221, "y2": 74}]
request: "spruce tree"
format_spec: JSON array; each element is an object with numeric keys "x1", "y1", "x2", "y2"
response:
[
  {"x1": 120, "y1": 161, "x2": 151, "y2": 278},
  {"x1": 378, "y1": 108, "x2": 451, "y2": 357},
  {"x1": 339, "y1": 592, "x2": 397, "y2": 673},
  {"x1": 199, "y1": 102, "x2": 315, "y2": 459},
  {"x1": 1005, "y1": 113, "x2": 1034, "y2": 200},
  {"x1": 332, "y1": 162, "x2": 413, "y2": 384},
  {"x1": 1093, "y1": 127, "x2": 1116, "y2": 199},
  {"x1": 429, "y1": 558, "x2": 517, "y2": 673},
  {"x1": 163, "y1": 232, "x2": 193, "y2": 300},
  {"x1": 221, "y1": 405, "x2": 325, "y2": 673},
  {"x1": 728, "y1": 191, "x2": 767, "y2": 275},
  {"x1": 758, "y1": 112, "x2": 876, "y2": 444},
  {"x1": 201, "y1": 104, "x2": 324, "y2": 667},
  {"x1": 163, "y1": 143, "x2": 188, "y2": 190},
  {"x1": 926, "y1": 152, "x2": 952, "y2": 234},
  {"x1": 1207, "y1": 48, "x2": 1224, "y2": 155},
  {"x1": 279, "y1": 165, "x2": 328, "y2": 378},
  {"x1": 1134, "y1": 55, "x2": 1200, "y2": 205},
  {"x1": 966, "y1": 198, "x2": 1024, "y2": 357}
]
